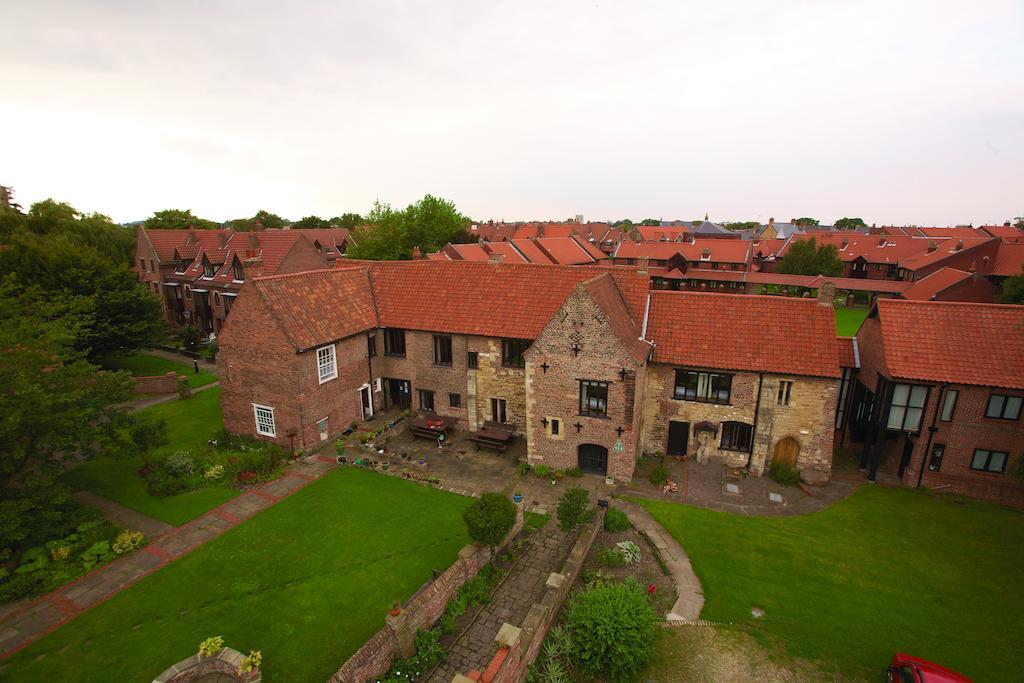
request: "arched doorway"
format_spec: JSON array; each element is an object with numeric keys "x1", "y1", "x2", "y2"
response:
[
  {"x1": 578, "y1": 444, "x2": 608, "y2": 476},
  {"x1": 773, "y1": 437, "x2": 800, "y2": 467}
]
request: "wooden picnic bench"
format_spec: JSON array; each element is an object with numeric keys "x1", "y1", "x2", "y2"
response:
[
  {"x1": 469, "y1": 421, "x2": 515, "y2": 452},
  {"x1": 409, "y1": 412, "x2": 457, "y2": 442}
]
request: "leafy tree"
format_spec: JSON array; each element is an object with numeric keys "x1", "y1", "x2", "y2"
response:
[
  {"x1": 449, "y1": 228, "x2": 479, "y2": 244},
  {"x1": 776, "y1": 237, "x2": 843, "y2": 277},
  {"x1": 3, "y1": 198, "x2": 136, "y2": 264},
  {"x1": 557, "y1": 486, "x2": 591, "y2": 532},
  {"x1": 330, "y1": 213, "x2": 363, "y2": 229},
  {"x1": 725, "y1": 221, "x2": 760, "y2": 231},
  {"x1": 253, "y1": 210, "x2": 287, "y2": 229},
  {"x1": 144, "y1": 209, "x2": 219, "y2": 231},
  {"x1": 1014, "y1": 217, "x2": 1024, "y2": 230},
  {"x1": 462, "y1": 492, "x2": 516, "y2": 561},
  {"x1": 639, "y1": 218, "x2": 661, "y2": 226},
  {"x1": 998, "y1": 265, "x2": 1024, "y2": 304},
  {"x1": 291, "y1": 215, "x2": 331, "y2": 229},
  {"x1": 835, "y1": 217, "x2": 868, "y2": 230},
  {"x1": 794, "y1": 217, "x2": 820, "y2": 227},
  {"x1": 612, "y1": 219, "x2": 634, "y2": 229},
  {"x1": 565, "y1": 579, "x2": 657, "y2": 681},
  {"x1": 347, "y1": 195, "x2": 469, "y2": 260}
]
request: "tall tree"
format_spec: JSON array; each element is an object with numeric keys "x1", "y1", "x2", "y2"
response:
[
  {"x1": 253, "y1": 210, "x2": 287, "y2": 229},
  {"x1": 725, "y1": 221, "x2": 759, "y2": 231},
  {"x1": 330, "y1": 213, "x2": 363, "y2": 229},
  {"x1": 835, "y1": 217, "x2": 867, "y2": 230},
  {"x1": 794, "y1": 217, "x2": 820, "y2": 227},
  {"x1": 776, "y1": 237, "x2": 843, "y2": 277},
  {"x1": 998, "y1": 266, "x2": 1024, "y2": 304},
  {"x1": 144, "y1": 209, "x2": 219, "y2": 231},
  {"x1": 291, "y1": 215, "x2": 331, "y2": 229},
  {"x1": 3, "y1": 198, "x2": 136, "y2": 264},
  {"x1": 612, "y1": 219, "x2": 634, "y2": 229},
  {"x1": 639, "y1": 218, "x2": 661, "y2": 226},
  {"x1": 347, "y1": 195, "x2": 468, "y2": 260}
]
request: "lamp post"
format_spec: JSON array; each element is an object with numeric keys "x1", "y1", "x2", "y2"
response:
[{"x1": 183, "y1": 310, "x2": 199, "y2": 374}]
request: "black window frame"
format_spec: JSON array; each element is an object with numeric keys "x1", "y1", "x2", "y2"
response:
[
  {"x1": 202, "y1": 256, "x2": 215, "y2": 278},
  {"x1": 383, "y1": 328, "x2": 406, "y2": 357},
  {"x1": 970, "y1": 448, "x2": 1008, "y2": 474},
  {"x1": 433, "y1": 334, "x2": 453, "y2": 366},
  {"x1": 928, "y1": 443, "x2": 945, "y2": 472},
  {"x1": 886, "y1": 383, "x2": 928, "y2": 433},
  {"x1": 467, "y1": 351, "x2": 479, "y2": 369},
  {"x1": 578, "y1": 380, "x2": 609, "y2": 418},
  {"x1": 985, "y1": 394, "x2": 1022, "y2": 421},
  {"x1": 449, "y1": 392, "x2": 461, "y2": 408},
  {"x1": 418, "y1": 388, "x2": 435, "y2": 412},
  {"x1": 367, "y1": 334, "x2": 377, "y2": 358},
  {"x1": 502, "y1": 338, "x2": 530, "y2": 368},
  {"x1": 673, "y1": 369, "x2": 733, "y2": 405},
  {"x1": 233, "y1": 259, "x2": 244, "y2": 281},
  {"x1": 490, "y1": 397, "x2": 507, "y2": 423},
  {"x1": 939, "y1": 389, "x2": 958, "y2": 422},
  {"x1": 777, "y1": 380, "x2": 794, "y2": 406},
  {"x1": 550, "y1": 418, "x2": 560, "y2": 436},
  {"x1": 720, "y1": 421, "x2": 753, "y2": 452}
]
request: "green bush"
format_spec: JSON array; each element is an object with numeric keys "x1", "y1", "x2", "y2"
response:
[
  {"x1": 385, "y1": 629, "x2": 447, "y2": 681},
  {"x1": 649, "y1": 464, "x2": 669, "y2": 487},
  {"x1": 534, "y1": 464, "x2": 551, "y2": 479},
  {"x1": 557, "y1": 486, "x2": 590, "y2": 532},
  {"x1": 565, "y1": 580, "x2": 657, "y2": 681},
  {"x1": 604, "y1": 507, "x2": 630, "y2": 533},
  {"x1": 463, "y1": 492, "x2": 516, "y2": 557},
  {"x1": 600, "y1": 546, "x2": 626, "y2": 567},
  {"x1": 770, "y1": 460, "x2": 801, "y2": 486},
  {"x1": 565, "y1": 467, "x2": 583, "y2": 478},
  {"x1": 518, "y1": 462, "x2": 532, "y2": 476},
  {"x1": 165, "y1": 450, "x2": 195, "y2": 477}
]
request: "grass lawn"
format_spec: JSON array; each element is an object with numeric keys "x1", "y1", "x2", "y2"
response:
[
  {"x1": 62, "y1": 388, "x2": 237, "y2": 526},
  {"x1": 835, "y1": 306, "x2": 869, "y2": 336},
  {"x1": 5, "y1": 468, "x2": 472, "y2": 682},
  {"x1": 102, "y1": 352, "x2": 217, "y2": 388},
  {"x1": 637, "y1": 486, "x2": 1024, "y2": 682}
]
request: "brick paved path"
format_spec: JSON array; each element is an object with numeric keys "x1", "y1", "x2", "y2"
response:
[
  {"x1": 428, "y1": 526, "x2": 575, "y2": 683},
  {"x1": 0, "y1": 455, "x2": 337, "y2": 660}
]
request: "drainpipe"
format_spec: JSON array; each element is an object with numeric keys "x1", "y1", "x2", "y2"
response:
[
  {"x1": 915, "y1": 383, "x2": 945, "y2": 489},
  {"x1": 746, "y1": 372, "x2": 765, "y2": 470},
  {"x1": 366, "y1": 333, "x2": 375, "y2": 413}
]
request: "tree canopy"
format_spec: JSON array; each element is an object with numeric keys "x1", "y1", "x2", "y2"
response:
[
  {"x1": 346, "y1": 195, "x2": 469, "y2": 260},
  {"x1": 776, "y1": 237, "x2": 843, "y2": 277},
  {"x1": 725, "y1": 221, "x2": 760, "y2": 231},
  {"x1": 462, "y1": 492, "x2": 516, "y2": 558},
  {"x1": 144, "y1": 209, "x2": 219, "y2": 231},
  {"x1": 639, "y1": 218, "x2": 661, "y2": 226},
  {"x1": 793, "y1": 217, "x2": 820, "y2": 227},
  {"x1": 291, "y1": 215, "x2": 331, "y2": 229},
  {"x1": 835, "y1": 217, "x2": 867, "y2": 230},
  {"x1": 330, "y1": 213, "x2": 363, "y2": 230},
  {"x1": 1, "y1": 198, "x2": 136, "y2": 264},
  {"x1": 998, "y1": 266, "x2": 1024, "y2": 304},
  {"x1": 612, "y1": 219, "x2": 634, "y2": 229}
]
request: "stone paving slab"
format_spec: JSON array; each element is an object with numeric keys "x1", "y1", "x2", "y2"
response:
[{"x1": 0, "y1": 456, "x2": 338, "y2": 660}]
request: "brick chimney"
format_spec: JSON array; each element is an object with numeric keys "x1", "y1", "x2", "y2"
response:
[
  {"x1": 488, "y1": 252, "x2": 505, "y2": 263},
  {"x1": 637, "y1": 255, "x2": 650, "y2": 275},
  {"x1": 411, "y1": 246, "x2": 422, "y2": 260},
  {"x1": 249, "y1": 232, "x2": 259, "y2": 249},
  {"x1": 817, "y1": 281, "x2": 837, "y2": 307},
  {"x1": 953, "y1": 240, "x2": 964, "y2": 251},
  {"x1": 218, "y1": 230, "x2": 228, "y2": 250},
  {"x1": 187, "y1": 226, "x2": 197, "y2": 245},
  {"x1": 926, "y1": 240, "x2": 937, "y2": 253}
]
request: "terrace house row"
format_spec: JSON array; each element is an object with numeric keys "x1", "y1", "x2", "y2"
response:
[
  {"x1": 217, "y1": 260, "x2": 844, "y2": 484},
  {"x1": 135, "y1": 226, "x2": 351, "y2": 335}
]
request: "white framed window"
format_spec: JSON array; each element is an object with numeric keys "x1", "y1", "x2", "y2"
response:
[
  {"x1": 777, "y1": 380, "x2": 794, "y2": 406},
  {"x1": 317, "y1": 417, "x2": 329, "y2": 441},
  {"x1": 253, "y1": 404, "x2": 276, "y2": 437},
  {"x1": 317, "y1": 344, "x2": 338, "y2": 384}
]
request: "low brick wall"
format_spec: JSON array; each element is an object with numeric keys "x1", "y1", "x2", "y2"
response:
[
  {"x1": 133, "y1": 372, "x2": 181, "y2": 395},
  {"x1": 330, "y1": 507, "x2": 525, "y2": 683},
  {"x1": 470, "y1": 508, "x2": 605, "y2": 683}
]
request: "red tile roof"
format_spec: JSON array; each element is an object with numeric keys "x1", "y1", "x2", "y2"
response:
[
  {"x1": 646, "y1": 292, "x2": 840, "y2": 378},
  {"x1": 534, "y1": 237, "x2": 603, "y2": 265},
  {"x1": 781, "y1": 233, "x2": 946, "y2": 265},
  {"x1": 981, "y1": 224, "x2": 1024, "y2": 243},
  {"x1": 874, "y1": 299, "x2": 1024, "y2": 389},
  {"x1": 508, "y1": 239, "x2": 554, "y2": 264},
  {"x1": 991, "y1": 243, "x2": 1024, "y2": 276},
  {"x1": 613, "y1": 239, "x2": 750, "y2": 264},
  {"x1": 837, "y1": 337, "x2": 859, "y2": 368},
  {"x1": 483, "y1": 241, "x2": 529, "y2": 263},
  {"x1": 581, "y1": 274, "x2": 650, "y2": 363},
  {"x1": 252, "y1": 268, "x2": 377, "y2": 351},
  {"x1": 448, "y1": 243, "x2": 491, "y2": 261},
  {"x1": 900, "y1": 267, "x2": 972, "y2": 301}
]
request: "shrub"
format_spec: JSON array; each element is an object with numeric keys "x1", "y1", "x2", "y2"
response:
[
  {"x1": 565, "y1": 467, "x2": 583, "y2": 478},
  {"x1": 770, "y1": 460, "x2": 801, "y2": 486},
  {"x1": 565, "y1": 580, "x2": 657, "y2": 681},
  {"x1": 49, "y1": 545, "x2": 71, "y2": 562},
  {"x1": 238, "y1": 650, "x2": 262, "y2": 675},
  {"x1": 534, "y1": 464, "x2": 551, "y2": 479},
  {"x1": 148, "y1": 470, "x2": 190, "y2": 496},
  {"x1": 615, "y1": 540, "x2": 641, "y2": 565},
  {"x1": 518, "y1": 462, "x2": 532, "y2": 476},
  {"x1": 112, "y1": 530, "x2": 146, "y2": 555},
  {"x1": 165, "y1": 450, "x2": 195, "y2": 477},
  {"x1": 649, "y1": 464, "x2": 669, "y2": 487},
  {"x1": 203, "y1": 464, "x2": 225, "y2": 480},
  {"x1": 556, "y1": 486, "x2": 590, "y2": 532},
  {"x1": 386, "y1": 629, "x2": 446, "y2": 681},
  {"x1": 198, "y1": 635, "x2": 225, "y2": 657},
  {"x1": 600, "y1": 547, "x2": 626, "y2": 567},
  {"x1": 603, "y1": 507, "x2": 630, "y2": 533},
  {"x1": 81, "y1": 540, "x2": 114, "y2": 570},
  {"x1": 463, "y1": 492, "x2": 516, "y2": 559}
]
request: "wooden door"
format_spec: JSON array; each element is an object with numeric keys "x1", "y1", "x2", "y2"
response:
[
  {"x1": 578, "y1": 444, "x2": 608, "y2": 476},
  {"x1": 773, "y1": 437, "x2": 800, "y2": 467},
  {"x1": 667, "y1": 421, "x2": 690, "y2": 456}
]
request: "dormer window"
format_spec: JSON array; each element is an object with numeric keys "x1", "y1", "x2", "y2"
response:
[
  {"x1": 202, "y1": 256, "x2": 215, "y2": 279},
  {"x1": 701, "y1": 249, "x2": 711, "y2": 261},
  {"x1": 233, "y1": 259, "x2": 244, "y2": 282}
]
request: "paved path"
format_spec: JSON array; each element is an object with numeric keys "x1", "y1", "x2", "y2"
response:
[
  {"x1": 617, "y1": 500, "x2": 704, "y2": 622},
  {"x1": 119, "y1": 380, "x2": 220, "y2": 413},
  {"x1": 0, "y1": 455, "x2": 338, "y2": 660},
  {"x1": 428, "y1": 527, "x2": 574, "y2": 682},
  {"x1": 71, "y1": 491, "x2": 174, "y2": 539}
]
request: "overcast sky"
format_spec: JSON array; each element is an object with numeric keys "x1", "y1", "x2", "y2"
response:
[{"x1": 2, "y1": 1, "x2": 1022, "y2": 226}]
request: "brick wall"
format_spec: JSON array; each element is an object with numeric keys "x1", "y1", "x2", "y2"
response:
[
  {"x1": 132, "y1": 372, "x2": 181, "y2": 395},
  {"x1": 472, "y1": 338, "x2": 528, "y2": 432},
  {"x1": 524, "y1": 287, "x2": 646, "y2": 482},
  {"x1": 375, "y1": 330, "x2": 473, "y2": 425},
  {"x1": 641, "y1": 364, "x2": 838, "y2": 478},
  {"x1": 330, "y1": 506, "x2": 525, "y2": 683}
]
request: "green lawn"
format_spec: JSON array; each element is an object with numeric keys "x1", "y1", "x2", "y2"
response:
[
  {"x1": 835, "y1": 307, "x2": 869, "y2": 336},
  {"x1": 637, "y1": 487, "x2": 1024, "y2": 682},
  {"x1": 102, "y1": 352, "x2": 217, "y2": 388},
  {"x1": 5, "y1": 468, "x2": 472, "y2": 682},
  {"x1": 62, "y1": 388, "x2": 237, "y2": 526}
]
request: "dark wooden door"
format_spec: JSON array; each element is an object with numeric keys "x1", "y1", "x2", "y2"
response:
[
  {"x1": 667, "y1": 421, "x2": 690, "y2": 456},
  {"x1": 898, "y1": 438, "x2": 914, "y2": 480},
  {"x1": 578, "y1": 444, "x2": 608, "y2": 476},
  {"x1": 385, "y1": 378, "x2": 411, "y2": 409},
  {"x1": 773, "y1": 437, "x2": 800, "y2": 467}
]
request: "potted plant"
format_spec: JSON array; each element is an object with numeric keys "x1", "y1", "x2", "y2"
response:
[
  {"x1": 513, "y1": 490, "x2": 523, "y2": 504},
  {"x1": 388, "y1": 600, "x2": 402, "y2": 617}
]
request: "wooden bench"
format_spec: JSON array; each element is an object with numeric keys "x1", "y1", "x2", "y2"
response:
[
  {"x1": 409, "y1": 412, "x2": 457, "y2": 442},
  {"x1": 470, "y1": 421, "x2": 515, "y2": 452}
]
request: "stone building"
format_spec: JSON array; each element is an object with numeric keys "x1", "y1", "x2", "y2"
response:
[{"x1": 217, "y1": 260, "x2": 844, "y2": 483}]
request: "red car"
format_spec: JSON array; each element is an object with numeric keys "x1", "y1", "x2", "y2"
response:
[{"x1": 887, "y1": 653, "x2": 974, "y2": 683}]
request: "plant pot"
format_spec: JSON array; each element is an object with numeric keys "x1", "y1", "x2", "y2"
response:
[{"x1": 513, "y1": 493, "x2": 523, "y2": 503}]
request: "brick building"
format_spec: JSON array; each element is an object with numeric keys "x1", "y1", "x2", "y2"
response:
[
  {"x1": 134, "y1": 226, "x2": 351, "y2": 335},
  {"x1": 845, "y1": 300, "x2": 1024, "y2": 507},
  {"x1": 217, "y1": 260, "x2": 844, "y2": 484}
]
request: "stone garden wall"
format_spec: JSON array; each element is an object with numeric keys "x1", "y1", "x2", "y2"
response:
[
  {"x1": 329, "y1": 507, "x2": 525, "y2": 683},
  {"x1": 133, "y1": 372, "x2": 181, "y2": 395}
]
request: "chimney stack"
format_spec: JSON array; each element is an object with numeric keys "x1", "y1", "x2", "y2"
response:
[
  {"x1": 249, "y1": 232, "x2": 259, "y2": 249},
  {"x1": 817, "y1": 281, "x2": 837, "y2": 307},
  {"x1": 953, "y1": 240, "x2": 964, "y2": 251},
  {"x1": 187, "y1": 226, "x2": 197, "y2": 244},
  {"x1": 488, "y1": 252, "x2": 505, "y2": 263},
  {"x1": 637, "y1": 255, "x2": 650, "y2": 275},
  {"x1": 218, "y1": 231, "x2": 228, "y2": 250},
  {"x1": 412, "y1": 246, "x2": 422, "y2": 260},
  {"x1": 926, "y1": 240, "x2": 937, "y2": 253}
]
